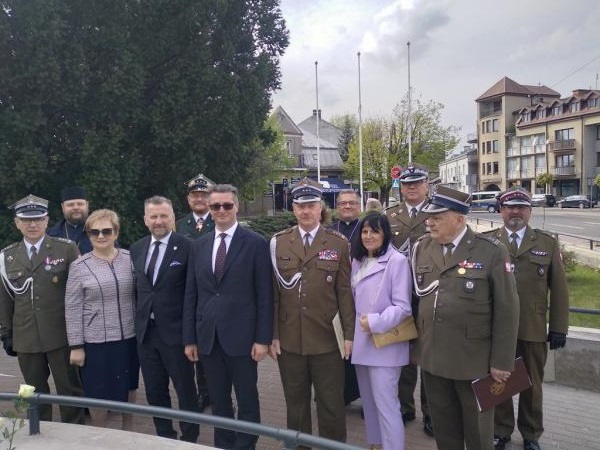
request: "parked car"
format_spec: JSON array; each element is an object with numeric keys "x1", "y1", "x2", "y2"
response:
[
  {"x1": 531, "y1": 193, "x2": 556, "y2": 207},
  {"x1": 556, "y1": 195, "x2": 597, "y2": 209},
  {"x1": 471, "y1": 191, "x2": 501, "y2": 213}
]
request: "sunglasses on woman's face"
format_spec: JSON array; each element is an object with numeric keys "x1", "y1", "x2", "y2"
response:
[{"x1": 88, "y1": 228, "x2": 113, "y2": 237}]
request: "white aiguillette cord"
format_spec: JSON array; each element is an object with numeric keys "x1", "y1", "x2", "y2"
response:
[
  {"x1": 411, "y1": 239, "x2": 439, "y2": 297},
  {"x1": 270, "y1": 236, "x2": 302, "y2": 290},
  {"x1": 0, "y1": 252, "x2": 34, "y2": 301}
]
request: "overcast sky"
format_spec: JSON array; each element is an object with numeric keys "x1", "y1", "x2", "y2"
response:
[{"x1": 271, "y1": 0, "x2": 600, "y2": 147}]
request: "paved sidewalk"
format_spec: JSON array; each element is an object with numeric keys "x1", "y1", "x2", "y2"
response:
[{"x1": 1, "y1": 355, "x2": 599, "y2": 449}]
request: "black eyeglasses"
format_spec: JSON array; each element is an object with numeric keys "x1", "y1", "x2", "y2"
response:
[
  {"x1": 338, "y1": 201, "x2": 359, "y2": 207},
  {"x1": 88, "y1": 228, "x2": 113, "y2": 237},
  {"x1": 209, "y1": 203, "x2": 235, "y2": 211}
]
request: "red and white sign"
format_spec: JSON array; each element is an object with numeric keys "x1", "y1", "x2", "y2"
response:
[{"x1": 391, "y1": 166, "x2": 402, "y2": 179}]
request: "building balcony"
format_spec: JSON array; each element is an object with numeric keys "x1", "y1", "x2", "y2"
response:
[
  {"x1": 551, "y1": 166, "x2": 576, "y2": 177},
  {"x1": 506, "y1": 148, "x2": 520, "y2": 157},
  {"x1": 521, "y1": 145, "x2": 533, "y2": 155},
  {"x1": 548, "y1": 139, "x2": 576, "y2": 152}
]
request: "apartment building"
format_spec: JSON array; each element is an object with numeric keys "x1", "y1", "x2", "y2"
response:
[
  {"x1": 474, "y1": 76, "x2": 600, "y2": 198},
  {"x1": 439, "y1": 141, "x2": 478, "y2": 193}
]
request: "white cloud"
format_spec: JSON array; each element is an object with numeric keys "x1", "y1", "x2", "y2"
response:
[{"x1": 272, "y1": 0, "x2": 600, "y2": 143}]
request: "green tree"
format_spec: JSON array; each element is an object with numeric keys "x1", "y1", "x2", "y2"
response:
[
  {"x1": 343, "y1": 95, "x2": 459, "y2": 204},
  {"x1": 331, "y1": 114, "x2": 357, "y2": 162},
  {"x1": 536, "y1": 173, "x2": 554, "y2": 193},
  {"x1": 0, "y1": 0, "x2": 288, "y2": 247}
]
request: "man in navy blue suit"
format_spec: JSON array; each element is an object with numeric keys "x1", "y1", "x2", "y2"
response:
[
  {"x1": 183, "y1": 184, "x2": 273, "y2": 450},
  {"x1": 130, "y1": 196, "x2": 199, "y2": 442}
]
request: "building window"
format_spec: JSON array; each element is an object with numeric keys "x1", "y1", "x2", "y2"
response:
[
  {"x1": 481, "y1": 143, "x2": 485, "y2": 154},
  {"x1": 596, "y1": 125, "x2": 600, "y2": 140},
  {"x1": 553, "y1": 105, "x2": 562, "y2": 116},
  {"x1": 482, "y1": 163, "x2": 486, "y2": 174},
  {"x1": 555, "y1": 128, "x2": 574, "y2": 141},
  {"x1": 588, "y1": 98, "x2": 599, "y2": 109},
  {"x1": 285, "y1": 140, "x2": 292, "y2": 157},
  {"x1": 492, "y1": 119, "x2": 499, "y2": 132},
  {"x1": 492, "y1": 162, "x2": 498, "y2": 174},
  {"x1": 569, "y1": 102, "x2": 580, "y2": 113},
  {"x1": 523, "y1": 112, "x2": 531, "y2": 122},
  {"x1": 596, "y1": 152, "x2": 600, "y2": 167},
  {"x1": 486, "y1": 162, "x2": 492, "y2": 174},
  {"x1": 538, "y1": 109, "x2": 546, "y2": 119},
  {"x1": 492, "y1": 140, "x2": 499, "y2": 153},
  {"x1": 556, "y1": 154, "x2": 574, "y2": 167}
]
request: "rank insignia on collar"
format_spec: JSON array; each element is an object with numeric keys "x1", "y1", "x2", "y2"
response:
[
  {"x1": 530, "y1": 250, "x2": 548, "y2": 256},
  {"x1": 318, "y1": 249, "x2": 339, "y2": 261}
]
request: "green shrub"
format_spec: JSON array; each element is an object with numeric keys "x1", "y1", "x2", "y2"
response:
[{"x1": 245, "y1": 212, "x2": 297, "y2": 239}]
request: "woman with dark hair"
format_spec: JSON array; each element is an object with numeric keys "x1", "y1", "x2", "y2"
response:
[{"x1": 350, "y1": 213, "x2": 413, "y2": 450}]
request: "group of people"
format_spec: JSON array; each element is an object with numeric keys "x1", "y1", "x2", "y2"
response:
[{"x1": 0, "y1": 166, "x2": 569, "y2": 450}]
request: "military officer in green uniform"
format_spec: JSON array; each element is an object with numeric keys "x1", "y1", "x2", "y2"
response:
[
  {"x1": 486, "y1": 187, "x2": 569, "y2": 450},
  {"x1": 412, "y1": 186, "x2": 519, "y2": 450},
  {"x1": 269, "y1": 179, "x2": 355, "y2": 446},
  {"x1": 0, "y1": 195, "x2": 83, "y2": 424},
  {"x1": 385, "y1": 164, "x2": 433, "y2": 436},
  {"x1": 175, "y1": 173, "x2": 215, "y2": 240},
  {"x1": 175, "y1": 173, "x2": 214, "y2": 411}
]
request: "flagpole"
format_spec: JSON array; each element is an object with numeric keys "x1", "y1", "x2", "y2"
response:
[
  {"x1": 315, "y1": 61, "x2": 321, "y2": 182},
  {"x1": 407, "y1": 41, "x2": 412, "y2": 164},
  {"x1": 357, "y1": 52, "x2": 364, "y2": 211}
]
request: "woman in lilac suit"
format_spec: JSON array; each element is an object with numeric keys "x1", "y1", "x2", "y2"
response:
[{"x1": 350, "y1": 213, "x2": 413, "y2": 450}]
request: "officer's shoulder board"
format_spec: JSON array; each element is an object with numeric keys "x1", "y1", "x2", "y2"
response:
[
  {"x1": 533, "y1": 228, "x2": 558, "y2": 240},
  {"x1": 475, "y1": 233, "x2": 501, "y2": 247},
  {"x1": 47, "y1": 236, "x2": 74, "y2": 245},
  {"x1": 383, "y1": 204, "x2": 401, "y2": 217},
  {"x1": 0, "y1": 242, "x2": 18, "y2": 254},
  {"x1": 273, "y1": 227, "x2": 295, "y2": 239},
  {"x1": 324, "y1": 228, "x2": 348, "y2": 241}
]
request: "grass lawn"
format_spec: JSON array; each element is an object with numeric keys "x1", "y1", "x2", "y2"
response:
[{"x1": 566, "y1": 265, "x2": 600, "y2": 329}]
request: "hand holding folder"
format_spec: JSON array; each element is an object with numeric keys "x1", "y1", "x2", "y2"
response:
[{"x1": 471, "y1": 357, "x2": 532, "y2": 412}]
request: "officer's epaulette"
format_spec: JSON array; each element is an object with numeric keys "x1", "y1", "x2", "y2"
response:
[
  {"x1": 533, "y1": 228, "x2": 556, "y2": 239},
  {"x1": 481, "y1": 227, "x2": 502, "y2": 236},
  {"x1": 475, "y1": 233, "x2": 501, "y2": 246},
  {"x1": 324, "y1": 227, "x2": 348, "y2": 241},
  {"x1": 273, "y1": 227, "x2": 295, "y2": 238},
  {"x1": 0, "y1": 242, "x2": 18, "y2": 253},
  {"x1": 48, "y1": 236, "x2": 74, "y2": 244}
]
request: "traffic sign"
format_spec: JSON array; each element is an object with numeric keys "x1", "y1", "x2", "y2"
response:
[
  {"x1": 392, "y1": 179, "x2": 400, "y2": 188},
  {"x1": 391, "y1": 166, "x2": 402, "y2": 179}
]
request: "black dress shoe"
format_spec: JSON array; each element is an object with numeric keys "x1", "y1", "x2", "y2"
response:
[
  {"x1": 401, "y1": 411, "x2": 416, "y2": 423},
  {"x1": 493, "y1": 435, "x2": 511, "y2": 450},
  {"x1": 423, "y1": 416, "x2": 434, "y2": 437},
  {"x1": 198, "y1": 393, "x2": 211, "y2": 411},
  {"x1": 524, "y1": 439, "x2": 541, "y2": 450}
]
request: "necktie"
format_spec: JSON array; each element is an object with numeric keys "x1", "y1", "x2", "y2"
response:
[
  {"x1": 196, "y1": 217, "x2": 204, "y2": 232},
  {"x1": 304, "y1": 233, "x2": 311, "y2": 255},
  {"x1": 510, "y1": 232, "x2": 519, "y2": 253},
  {"x1": 410, "y1": 207, "x2": 418, "y2": 219},
  {"x1": 146, "y1": 241, "x2": 161, "y2": 284},
  {"x1": 443, "y1": 243, "x2": 454, "y2": 265},
  {"x1": 214, "y1": 233, "x2": 227, "y2": 279},
  {"x1": 30, "y1": 246, "x2": 37, "y2": 260}
]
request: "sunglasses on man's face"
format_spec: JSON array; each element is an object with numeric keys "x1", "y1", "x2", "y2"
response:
[
  {"x1": 209, "y1": 203, "x2": 235, "y2": 211},
  {"x1": 88, "y1": 228, "x2": 114, "y2": 237}
]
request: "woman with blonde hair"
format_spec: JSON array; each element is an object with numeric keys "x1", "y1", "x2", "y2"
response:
[{"x1": 65, "y1": 209, "x2": 139, "y2": 429}]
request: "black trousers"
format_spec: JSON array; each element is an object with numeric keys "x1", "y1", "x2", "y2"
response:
[
  {"x1": 202, "y1": 336, "x2": 260, "y2": 450},
  {"x1": 138, "y1": 323, "x2": 199, "y2": 442}
]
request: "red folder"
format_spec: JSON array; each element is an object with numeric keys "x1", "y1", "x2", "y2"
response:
[{"x1": 471, "y1": 357, "x2": 532, "y2": 412}]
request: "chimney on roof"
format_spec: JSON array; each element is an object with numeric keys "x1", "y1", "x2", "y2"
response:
[{"x1": 312, "y1": 109, "x2": 321, "y2": 119}]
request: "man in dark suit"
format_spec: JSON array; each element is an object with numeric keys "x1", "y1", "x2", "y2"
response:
[
  {"x1": 47, "y1": 186, "x2": 92, "y2": 255},
  {"x1": 183, "y1": 184, "x2": 273, "y2": 450},
  {"x1": 130, "y1": 196, "x2": 199, "y2": 442},
  {"x1": 0, "y1": 195, "x2": 83, "y2": 424},
  {"x1": 175, "y1": 173, "x2": 214, "y2": 410}
]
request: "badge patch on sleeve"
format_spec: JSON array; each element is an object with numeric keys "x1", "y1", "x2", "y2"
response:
[{"x1": 504, "y1": 262, "x2": 514, "y2": 273}]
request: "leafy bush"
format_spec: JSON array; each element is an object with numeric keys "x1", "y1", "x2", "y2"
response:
[{"x1": 245, "y1": 212, "x2": 297, "y2": 239}]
